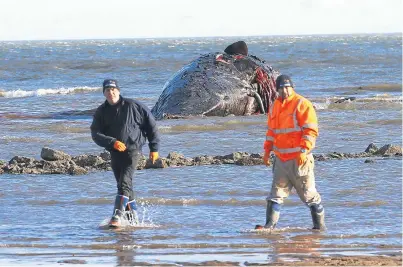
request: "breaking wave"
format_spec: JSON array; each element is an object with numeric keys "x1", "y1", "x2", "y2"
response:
[
  {"x1": 312, "y1": 95, "x2": 402, "y2": 110},
  {"x1": 0, "y1": 86, "x2": 100, "y2": 98}
]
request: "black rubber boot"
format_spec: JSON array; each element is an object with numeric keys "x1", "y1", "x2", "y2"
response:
[
  {"x1": 310, "y1": 203, "x2": 326, "y2": 231},
  {"x1": 255, "y1": 201, "x2": 281, "y2": 230},
  {"x1": 109, "y1": 195, "x2": 129, "y2": 228},
  {"x1": 125, "y1": 199, "x2": 139, "y2": 225}
]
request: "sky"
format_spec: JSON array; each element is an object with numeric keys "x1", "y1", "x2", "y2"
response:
[{"x1": 0, "y1": 0, "x2": 402, "y2": 41}]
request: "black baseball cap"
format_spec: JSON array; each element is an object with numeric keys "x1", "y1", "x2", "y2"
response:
[
  {"x1": 275, "y1": 75, "x2": 294, "y2": 90},
  {"x1": 102, "y1": 79, "x2": 119, "y2": 92}
]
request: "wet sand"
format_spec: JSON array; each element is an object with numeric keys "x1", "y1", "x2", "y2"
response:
[
  {"x1": 134, "y1": 254, "x2": 403, "y2": 266},
  {"x1": 47, "y1": 254, "x2": 402, "y2": 266},
  {"x1": 244, "y1": 255, "x2": 403, "y2": 266}
]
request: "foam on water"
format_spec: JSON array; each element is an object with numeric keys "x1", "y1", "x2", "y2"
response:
[
  {"x1": 0, "y1": 86, "x2": 100, "y2": 98},
  {"x1": 98, "y1": 218, "x2": 159, "y2": 230}
]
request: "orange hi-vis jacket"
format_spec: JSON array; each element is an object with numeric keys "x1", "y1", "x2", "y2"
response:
[{"x1": 264, "y1": 89, "x2": 318, "y2": 162}]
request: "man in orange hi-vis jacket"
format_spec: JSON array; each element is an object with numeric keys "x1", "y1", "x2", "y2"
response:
[{"x1": 255, "y1": 75, "x2": 326, "y2": 231}]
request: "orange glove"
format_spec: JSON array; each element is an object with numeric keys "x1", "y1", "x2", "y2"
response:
[
  {"x1": 149, "y1": 152, "x2": 159, "y2": 164},
  {"x1": 113, "y1": 141, "x2": 126, "y2": 152},
  {"x1": 263, "y1": 150, "x2": 271, "y2": 166},
  {"x1": 297, "y1": 152, "x2": 307, "y2": 166}
]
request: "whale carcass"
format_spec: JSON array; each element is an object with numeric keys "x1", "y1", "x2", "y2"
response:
[{"x1": 151, "y1": 41, "x2": 280, "y2": 119}]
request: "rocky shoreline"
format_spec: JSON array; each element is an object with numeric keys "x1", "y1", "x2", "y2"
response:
[{"x1": 0, "y1": 143, "x2": 401, "y2": 175}]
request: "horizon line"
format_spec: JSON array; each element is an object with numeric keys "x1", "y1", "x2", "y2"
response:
[{"x1": 0, "y1": 32, "x2": 401, "y2": 42}]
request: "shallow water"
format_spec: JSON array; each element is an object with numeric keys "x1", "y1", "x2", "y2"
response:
[
  {"x1": 0, "y1": 34, "x2": 401, "y2": 265},
  {"x1": 0, "y1": 158, "x2": 401, "y2": 265}
]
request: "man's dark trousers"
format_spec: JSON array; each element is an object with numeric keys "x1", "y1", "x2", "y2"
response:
[{"x1": 110, "y1": 150, "x2": 140, "y2": 201}]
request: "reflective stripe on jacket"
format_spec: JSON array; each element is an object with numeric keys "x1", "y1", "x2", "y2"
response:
[{"x1": 264, "y1": 89, "x2": 318, "y2": 161}]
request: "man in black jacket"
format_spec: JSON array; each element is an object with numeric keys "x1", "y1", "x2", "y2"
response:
[{"x1": 91, "y1": 79, "x2": 160, "y2": 228}]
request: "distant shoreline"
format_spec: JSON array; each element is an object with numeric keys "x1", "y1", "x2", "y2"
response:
[{"x1": 0, "y1": 32, "x2": 401, "y2": 42}]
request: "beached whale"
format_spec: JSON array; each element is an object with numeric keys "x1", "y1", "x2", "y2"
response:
[{"x1": 151, "y1": 41, "x2": 280, "y2": 119}]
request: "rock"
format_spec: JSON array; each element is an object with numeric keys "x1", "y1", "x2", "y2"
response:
[
  {"x1": 41, "y1": 147, "x2": 71, "y2": 161},
  {"x1": 364, "y1": 159, "x2": 375, "y2": 163},
  {"x1": 365, "y1": 143, "x2": 378, "y2": 154},
  {"x1": 57, "y1": 259, "x2": 87, "y2": 264},
  {"x1": 68, "y1": 164, "x2": 88, "y2": 175},
  {"x1": 72, "y1": 155, "x2": 105, "y2": 167},
  {"x1": 235, "y1": 156, "x2": 263, "y2": 166},
  {"x1": 193, "y1": 155, "x2": 220, "y2": 165},
  {"x1": 136, "y1": 155, "x2": 148, "y2": 170},
  {"x1": 1, "y1": 144, "x2": 402, "y2": 175},
  {"x1": 328, "y1": 152, "x2": 344, "y2": 159},
  {"x1": 2, "y1": 164, "x2": 16, "y2": 173},
  {"x1": 9, "y1": 156, "x2": 35, "y2": 165},
  {"x1": 165, "y1": 152, "x2": 192, "y2": 166},
  {"x1": 167, "y1": 152, "x2": 185, "y2": 160},
  {"x1": 145, "y1": 158, "x2": 167, "y2": 169},
  {"x1": 375, "y1": 144, "x2": 402, "y2": 156},
  {"x1": 250, "y1": 153, "x2": 263, "y2": 159},
  {"x1": 217, "y1": 152, "x2": 249, "y2": 161},
  {"x1": 99, "y1": 151, "x2": 111, "y2": 161},
  {"x1": 229, "y1": 152, "x2": 249, "y2": 161},
  {"x1": 41, "y1": 160, "x2": 66, "y2": 174},
  {"x1": 354, "y1": 152, "x2": 370, "y2": 158}
]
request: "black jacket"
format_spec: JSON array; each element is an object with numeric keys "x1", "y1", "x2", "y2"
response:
[{"x1": 90, "y1": 96, "x2": 160, "y2": 152}]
